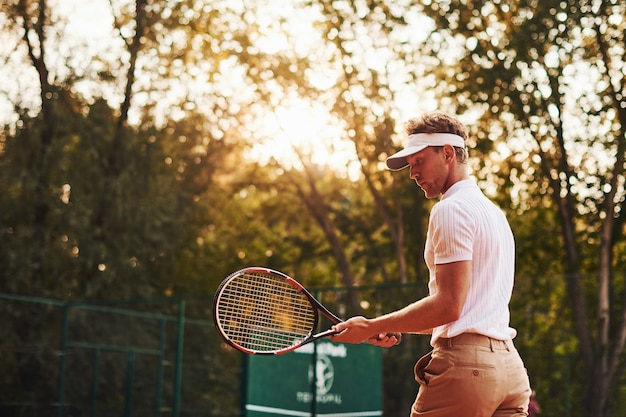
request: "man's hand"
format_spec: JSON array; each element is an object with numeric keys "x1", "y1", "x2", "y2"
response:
[{"x1": 330, "y1": 316, "x2": 401, "y2": 347}]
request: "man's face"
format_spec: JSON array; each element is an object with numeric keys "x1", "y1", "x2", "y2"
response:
[{"x1": 406, "y1": 146, "x2": 450, "y2": 199}]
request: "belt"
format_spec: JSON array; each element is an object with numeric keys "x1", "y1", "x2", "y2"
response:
[{"x1": 434, "y1": 333, "x2": 512, "y2": 351}]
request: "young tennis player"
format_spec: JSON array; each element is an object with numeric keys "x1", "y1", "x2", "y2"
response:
[{"x1": 331, "y1": 112, "x2": 531, "y2": 416}]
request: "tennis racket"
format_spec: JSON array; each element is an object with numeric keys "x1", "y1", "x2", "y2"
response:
[{"x1": 212, "y1": 267, "x2": 342, "y2": 355}]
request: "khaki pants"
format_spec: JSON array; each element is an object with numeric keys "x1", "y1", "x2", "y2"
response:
[{"x1": 411, "y1": 333, "x2": 531, "y2": 417}]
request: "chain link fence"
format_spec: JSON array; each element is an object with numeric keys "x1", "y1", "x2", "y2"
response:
[{"x1": 1, "y1": 284, "x2": 621, "y2": 417}]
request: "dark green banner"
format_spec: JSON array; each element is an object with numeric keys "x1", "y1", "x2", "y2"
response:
[{"x1": 245, "y1": 341, "x2": 382, "y2": 416}]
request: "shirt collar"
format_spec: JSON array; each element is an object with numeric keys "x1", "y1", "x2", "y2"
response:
[{"x1": 441, "y1": 178, "x2": 476, "y2": 200}]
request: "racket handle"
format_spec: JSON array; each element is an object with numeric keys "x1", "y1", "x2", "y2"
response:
[{"x1": 313, "y1": 328, "x2": 342, "y2": 339}]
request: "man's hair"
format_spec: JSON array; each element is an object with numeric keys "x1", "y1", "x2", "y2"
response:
[{"x1": 404, "y1": 112, "x2": 469, "y2": 163}]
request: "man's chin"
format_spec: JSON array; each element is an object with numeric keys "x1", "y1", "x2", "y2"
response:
[{"x1": 421, "y1": 188, "x2": 438, "y2": 199}]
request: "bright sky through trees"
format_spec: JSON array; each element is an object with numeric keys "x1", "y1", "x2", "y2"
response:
[
  {"x1": 57, "y1": 0, "x2": 361, "y2": 175},
  {"x1": 249, "y1": 96, "x2": 362, "y2": 179},
  {"x1": 0, "y1": 0, "x2": 443, "y2": 180}
]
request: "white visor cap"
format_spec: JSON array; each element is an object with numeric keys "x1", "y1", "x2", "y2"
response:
[{"x1": 385, "y1": 133, "x2": 466, "y2": 171}]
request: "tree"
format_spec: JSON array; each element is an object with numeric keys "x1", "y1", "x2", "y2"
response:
[
  {"x1": 310, "y1": 0, "x2": 434, "y2": 286},
  {"x1": 10, "y1": 0, "x2": 621, "y2": 415},
  {"x1": 297, "y1": 1, "x2": 439, "y2": 412},
  {"x1": 0, "y1": 0, "x2": 334, "y2": 413},
  {"x1": 0, "y1": 0, "x2": 308, "y2": 298},
  {"x1": 416, "y1": 0, "x2": 626, "y2": 415}
]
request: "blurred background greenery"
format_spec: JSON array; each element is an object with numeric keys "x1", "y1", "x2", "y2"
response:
[{"x1": 1, "y1": 0, "x2": 625, "y2": 416}]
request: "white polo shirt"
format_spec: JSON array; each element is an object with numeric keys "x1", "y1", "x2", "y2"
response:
[{"x1": 425, "y1": 178, "x2": 517, "y2": 345}]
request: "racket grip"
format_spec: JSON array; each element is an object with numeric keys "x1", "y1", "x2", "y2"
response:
[{"x1": 314, "y1": 328, "x2": 342, "y2": 338}]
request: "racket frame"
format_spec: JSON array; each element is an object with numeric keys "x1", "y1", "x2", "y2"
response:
[{"x1": 212, "y1": 267, "x2": 342, "y2": 355}]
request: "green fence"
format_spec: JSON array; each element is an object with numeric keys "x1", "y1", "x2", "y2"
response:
[
  {"x1": 1, "y1": 285, "x2": 623, "y2": 417},
  {"x1": 0, "y1": 293, "x2": 242, "y2": 417}
]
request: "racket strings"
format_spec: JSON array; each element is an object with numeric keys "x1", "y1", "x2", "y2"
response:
[{"x1": 217, "y1": 271, "x2": 317, "y2": 352}]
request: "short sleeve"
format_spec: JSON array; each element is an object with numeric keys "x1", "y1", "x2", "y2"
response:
[{"x1": 429, "y1": 200, "x2": 474, "y2": 264}]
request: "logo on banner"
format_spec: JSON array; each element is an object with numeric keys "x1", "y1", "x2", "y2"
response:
[
  {"x1": 295, "y1": 342, "x2": 344, "y2": 405},
  {"x1": 310, "y1": 354, "x2": 334, "y2": 395}
]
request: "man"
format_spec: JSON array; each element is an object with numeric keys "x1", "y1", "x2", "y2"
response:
[{"x1": 331, "y1": 112, "x2": 531, "y2": 416}]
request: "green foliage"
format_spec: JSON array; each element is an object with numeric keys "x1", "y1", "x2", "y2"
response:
[
  {"x1": 2, "y1": 0, "x2": 626, "y2": 415},
  {"x1": 415, "y1": 0, "x2": 626, "y2": 414}
]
